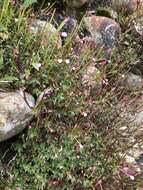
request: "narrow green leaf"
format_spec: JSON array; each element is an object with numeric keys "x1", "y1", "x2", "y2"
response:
[{"x1": 0, "y1": 52, "x2": 3, "y2": 69}]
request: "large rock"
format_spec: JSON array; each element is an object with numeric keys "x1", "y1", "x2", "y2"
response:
[
  {"x1": 112, "y1": 0, "x2": 143, "y2": 14},
  {"x1": 83, "y1": 16, "x2": 121, "y2": 51},
  {"x1": 30, "y1": 19, "x2": 62, "y2": 48},
  {"x1": 0, "y1": 91, "x2": 35, "y2": 142}
]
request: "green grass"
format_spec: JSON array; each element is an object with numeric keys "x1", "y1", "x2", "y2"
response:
[{"x1": 0, "y1": 0, "x2": 143, "y2": 189}]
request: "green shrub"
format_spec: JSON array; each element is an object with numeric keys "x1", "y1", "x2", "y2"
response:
[{"x1": 0, "y1": 1, "x2": 143, "y2": 189}]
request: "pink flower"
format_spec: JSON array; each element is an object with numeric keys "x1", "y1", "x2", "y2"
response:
[
  {"x1": 119, "y1": 167, "x2": 135, "y2": 181},
  {"x1": 57, "y1": 59, "x2": 63, "y2": 63},
  {"x1": 12, "y1": 48, "x2": 18, "y2": 58},
  {"x1": 95, "y1": 180, "x2": 103, "y2": 189},
  {"x1": 16, "y1": 187, "x2": 21, "y2": 190},
  {"x1": 28, "y1": 125, "x2": 32, "y2": 129},
  {"x1": 44, "y1": 88, "x2": 53, "y2": 97},
  {"x1": 65, "y1": 59, "x2": 70, "y2": 64},
  {"x1": 60, "y1": 32, "x2": 67, "y2": 38},
  {"x1": 99, "y1": 59, "x2": 109, "y2": 65},
  {"x1": 102, "y1": 78, "x2": 108, "y2": 88},
  {"x1": 11, "y1": 0, "x2": 16, "y2": 5},
  {"x1": 64, "y1": 17, "x2": 70, "y2": 23}
]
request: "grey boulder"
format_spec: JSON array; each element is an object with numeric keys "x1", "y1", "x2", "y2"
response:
[
  {"x1": 83, "y1": 16, "x2": 121, "y2": 52},
  {"x1": 0, "y1": 91, "x2": 35, "y2": 142}
]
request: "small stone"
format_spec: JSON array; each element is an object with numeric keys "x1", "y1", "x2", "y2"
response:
[
  {"x1": 133, "y1": 15, "x2": 143, "y2": 36},
  {"x1": 125, "y1": 72, "x2": 143, "y2": 91},
  {"x1": 97, "y1": 7, "x2": 118, "y2": 19},
  {"x1": 83, "y1": 16, "x2": 121, "y2": 51},
  {"x1": 54, "y1": 15, "x2": 77, "y2": 34},
  {"x1": 82, "y1": 65, "x2": 102, "y2": 96},
  {"x1": 0, "y1": 91, "x2": 35, "y2": 142},
  {"x1": 111, "y1": 0, "x2": 143, "y2": 14},
  {"x1": 30, "y1": 19, "x2": 62, "y2": 48},
  {"x1": 117, "y1": 94, "x2": 143, "y2": 126},
  {"x1": 120, "y1": 126, "x2": 128, "y2": 130},
  {"x1": 65, "y1": 0, "x2": 90, "y2": 8}
]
